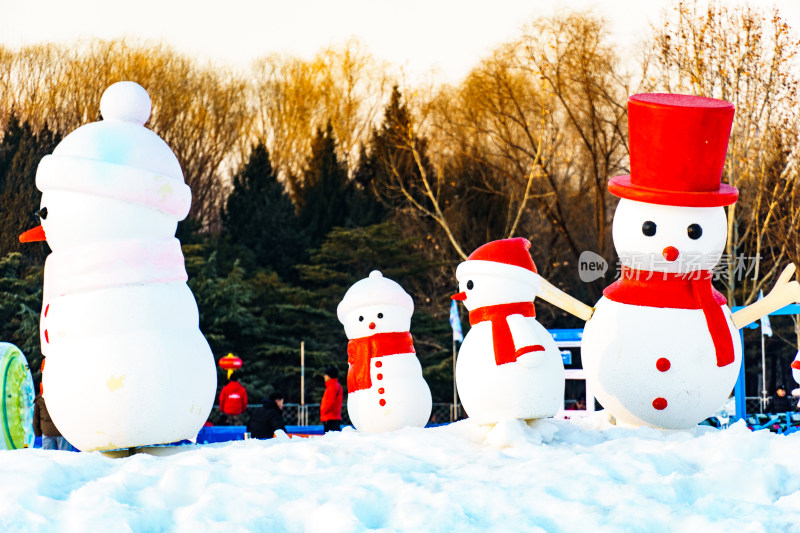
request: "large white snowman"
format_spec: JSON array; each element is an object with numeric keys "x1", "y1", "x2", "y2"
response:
[
  {"x1": 574, "y1": 93, "x2": 800, "y2": 429},
  {"x1": 20, "y1": 81, "x2": 216, "y2": 451},
  {"x1": 337, "y1": 271, "x2": 432, "y2": 433},
  {"x1": 453, "y1": 238, "x2": 564, "y2": 424}
]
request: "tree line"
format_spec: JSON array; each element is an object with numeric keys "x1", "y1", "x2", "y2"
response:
[{"x1": 0, "y1": 1, "x2": 798, "y2": 403}]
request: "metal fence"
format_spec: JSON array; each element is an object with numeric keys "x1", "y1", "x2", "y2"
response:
[
  {"x1": 217, "y1": 398, "x2": 776, "y2": 426},
  {"x1": 213, "y1": 402, "x2": 464, "y2": 426}
]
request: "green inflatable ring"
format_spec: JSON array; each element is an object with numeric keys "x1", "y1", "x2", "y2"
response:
[{"x1": 0, "y1": 343, "x2": 35, "y2": 450}]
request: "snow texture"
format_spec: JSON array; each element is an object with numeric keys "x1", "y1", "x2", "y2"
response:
[{"x1": 1, "y1": 415, "x2": 798, "y2": 532}]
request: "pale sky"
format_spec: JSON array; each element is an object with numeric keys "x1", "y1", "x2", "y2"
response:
[{"x1": 2, "y1": 0, "x2": 799, "y2": 83}]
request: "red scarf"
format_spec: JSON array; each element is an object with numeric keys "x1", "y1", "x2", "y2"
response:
[
  {"x1": 603, "y1": 267, "x2": 733, "y2": 367},
  {"x1": 347, "y1": 332, "x2": 415, "y2": 392},
  {"x1": 469, "y1": 302, "x2": 539, "y2": 366}
]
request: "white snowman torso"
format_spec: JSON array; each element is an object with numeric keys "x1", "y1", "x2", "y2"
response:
[
  {"x1": 456, "y1": 315, "x2": 564, "y2": 424},
  {"x1": 338, "y1": 271, "x2": 432, "y2": 433},
  {"x1": 582, "y1": 297, "x2": 741, "y2": 429},
  {"x1": 347, "y1": 349, "x2": 431, "y2": 433},
  {"x1": 27, "y1": 82, "x2": 216, "y2": 451}
]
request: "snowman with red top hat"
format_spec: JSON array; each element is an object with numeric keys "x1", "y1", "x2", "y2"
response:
[
  {"x1": 338, "y1": 271, "x2": 432, "y2": 433},
  {"x1": 537, "y1": 93, "x2": 800, "y2": 429},
  {"x1": 452, "y1": 238, "x2": 565, "y2": 425},
  {"x1": 19, "y1": 81, "x2": 216, "y2": 451}
]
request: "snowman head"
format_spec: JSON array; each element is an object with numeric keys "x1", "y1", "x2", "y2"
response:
[
  {"x1": 20, "y1": 81, "x2": 192, "y2": 251},
  {"x1": 612, "y1": 199, "x2": 727, "y2": 273},
  {"x1": 453, "y1": 238, "x2": 540, "y2": 311},
  {"x1": 338, "y1": 271, "x2": 414, "y2": 339}
]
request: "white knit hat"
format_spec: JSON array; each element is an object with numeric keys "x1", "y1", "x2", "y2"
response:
[
  {"x1": 35, "y1": 81, "x2": 192, "y2": 219},
  {"x1": 337, "y1": 271, "x2": 414, "y2": 323}
]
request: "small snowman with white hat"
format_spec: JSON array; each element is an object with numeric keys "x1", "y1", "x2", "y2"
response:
[
  {"x1": 337, "y1": 271, "x2": 432, "y2": 433},
  {"x1": 452, "y1": 238, "x2": 565, "y2": 425},
  {"x1": 20, "y1": 81, "x2": 216, "y2": 451}
]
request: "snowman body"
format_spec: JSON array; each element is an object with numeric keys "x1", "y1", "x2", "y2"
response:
[
  {"x1": 453, "y1": 239, "x2": 565, "y2": 425},
  {"x1": 456, "y1": 315, "x2": 564, "y2": 424},
  {"x1": 339, "y1": 274, "x2": 432, "y2": 433},
  {"x1": 581, "y1": 199, "x2": 740, "y2": 429},
  {"x1": 30, "y1": 83, "x2": 216, "y2": 451},
  {"x1": 583, "y1": 298, "x2": 741, "y2": 428},
  {"x1": 346, "y1": 349, "x2": 431, "y2": 433}
]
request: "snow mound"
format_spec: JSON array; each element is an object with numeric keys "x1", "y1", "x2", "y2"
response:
[{"x1": 1, "y1": 418, "x2": 799, "y2": 532}]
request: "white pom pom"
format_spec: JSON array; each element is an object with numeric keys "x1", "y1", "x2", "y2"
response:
[
  {"x1": 100, "y1": 81, "x2": 151, "y2": 125},
  {"x1": 369, "y1": 270, "x2": 383, "y2": 279}
]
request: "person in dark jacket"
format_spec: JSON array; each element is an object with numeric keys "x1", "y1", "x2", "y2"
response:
[
  {"x1": 766, "y1": 385, "x2": 796, "y2": 413},
  {"x1": 33, "y1": 389, "x2": 72, "y2": 451},
  {"x1": 320, "y1": 366, "x2": 343, "y2": 432},
  {"x1": 247, "y1": 391, "x2": 286, "y2": 439}
]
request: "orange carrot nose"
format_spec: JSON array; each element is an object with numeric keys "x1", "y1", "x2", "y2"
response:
[
  {"x1": 452, "y1": 292, "x2": 466, "y2": 301},
  {"x1": 791, "y1": 360, "x2": 800, "y2": 370},
  {"x1": 19, "y1": 225, "x2": 46, "y2": 243}
]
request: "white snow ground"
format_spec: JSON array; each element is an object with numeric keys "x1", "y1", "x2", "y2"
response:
[{"x1": 1, "y1": 415, "x2": 798, "y2": 532}]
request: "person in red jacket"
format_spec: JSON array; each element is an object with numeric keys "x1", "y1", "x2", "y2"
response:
[
  {"x1": 219, "y1": 376, "x2": 248, "y2": 425},
  {"x1": 320, "y1": 366, "x2": 343, "y2": 432}
]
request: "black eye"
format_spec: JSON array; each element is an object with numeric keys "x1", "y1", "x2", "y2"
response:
[
  {"x1": 642, "y1": 221, "x2": 656, "y2": 237},
  {"x1": 466, "y1": 280, "x2": 474, "y2": 290},
  {"x1": 377, "y1": 313, "x2": 383, "y2": 319},
  {"x1": 36, "y1": 207, "x2": 48, "y2": 220},
  {"x1": 358, "y1": 316, "x2": 364, "y2": 322},
  {"x1": 687, "y1": 224, "x2": 702, "y2": 240}
]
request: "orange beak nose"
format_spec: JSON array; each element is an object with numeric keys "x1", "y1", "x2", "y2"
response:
[
  {"x1": 19, "y1": 225, "x2": 46, "y2": 243},
  {"x1": 452, "y1": 292, "x2": 466, "y2": 301},
  {"x1": 662, "y1": 246, "x2": 679, "y2": 262},
  {"x1": 369, "y1": 322, "x2": 376, "y2": 330},
  {"x1": 791, "y1": 361, "x2": 800, "y2": 370}
]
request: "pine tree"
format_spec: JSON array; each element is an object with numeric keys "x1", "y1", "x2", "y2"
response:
[
  {"x1": 297, "y1": 122, "x2": 350, "y2": 247},
  {"x1": 348, "y1": 143, "x2": 388, "y2": 226},
  {"x1": 0, "y1": 252, "x2": 43, "y2": 384},
  {"x1": 222, "y1": 143, "x2": 308, "y2": 280},
  {"x1": 358, "y1": 85, "x2": 434, "y2": 213}
]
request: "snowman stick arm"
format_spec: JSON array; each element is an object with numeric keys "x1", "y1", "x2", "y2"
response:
[
  {"x1": 534, "y1": 275, "x2": 594, "y2": 322},
  {"x1": 731, "y1": 264, "x2": 800, "y2": 329}
]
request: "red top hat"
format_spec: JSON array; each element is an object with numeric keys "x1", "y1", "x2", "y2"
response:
[{"x1": 608, "y1": 93, "x2": 738, "y2": 207}]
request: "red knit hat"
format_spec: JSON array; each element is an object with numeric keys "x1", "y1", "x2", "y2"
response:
[
  {"x1": 467, "y1": 238, "x2": 538, "y2": 273},
  {"x1": 456, "y1": 238, "x2": 539, "y2": 287},
  {"x1": 608, "y1": 93, "x2": 738, "y2": 207}
]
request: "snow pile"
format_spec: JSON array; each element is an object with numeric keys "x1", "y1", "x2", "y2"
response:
[{"x1": 1, "y1": 417, "x2": 799, "y2": 532}]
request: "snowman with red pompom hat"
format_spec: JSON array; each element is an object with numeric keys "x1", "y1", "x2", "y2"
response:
[
  {"x1": 338, "y1": 271, "x2": 432, "y2": 433},
  {"x1": 452, "y1": 238, "x2": 565, "y2": 428}
]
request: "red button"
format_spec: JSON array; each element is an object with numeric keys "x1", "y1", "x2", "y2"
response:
[
  {"x1": 378, "y1": 388, "x2": 385, "y2": 394},
  {"x1": 375, "y1": 360, "x2": 383, "y2": 368},
  {"x1": 656, "y1": 358, "x2": 671, "y2": 372},
  {"x1": 44, "y1": 304, "x2": 49, "y2": 317},
  {"x1": 652, "y1": 397, "x2": 668, "y2": 410},
  {"x1": 377, "y1": 373, "x2": 383, "y2": 380},
  {"x1": 44, "y1": 330, "x2": 49, "y2": 343},
  {"x1": 379, "y1": 399, "x2": 386, "y2": 406}
]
